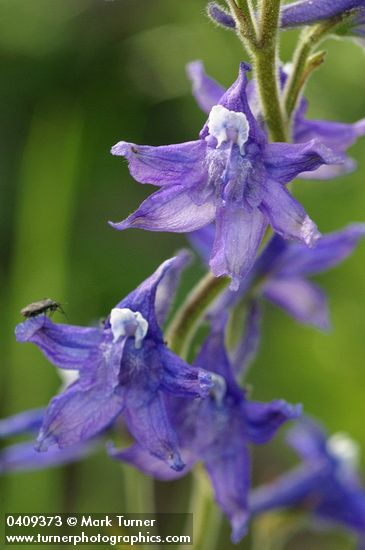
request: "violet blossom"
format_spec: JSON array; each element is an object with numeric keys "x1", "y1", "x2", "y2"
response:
[
  {"x1": 0, "y1": 408, "x2": 94, "y2": 473},
  {"x1": 190, "y1": 223, "x2": 365, "y2": 372},
  {"x1": 111, "y1": 63, "x2": 343, "y2": 290},
  {"x1": 281, "y1": 0, "x2": 365, "y2": 28},
  {"x1": 250, "y1": 418, "x2": 365, "y2": 538},
  {"x1": 187, "y1": 60, "x2": 365, "y2": 180},
  {"x1": 109, "y1": 319, "x2": 301, "y2": 543},
  {"x1": 15, "y1": 253, "x2": 216, "y2": 472}
]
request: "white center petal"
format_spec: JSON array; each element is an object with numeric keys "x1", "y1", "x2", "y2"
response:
[
  {"x1": 110, "y1": 308, "x2": 148, "y2": 349},
  {"x1": 208, "y1": 105, "x2": 250, "y2": 154},
  {"x1": 327, "y1": 432, "x2": 360, "y2": 471},
  {"x1": 58, "y1": 369, "x2": 79, "y2": 391}
]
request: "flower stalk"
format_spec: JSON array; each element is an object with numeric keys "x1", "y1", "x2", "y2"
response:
[
  {"x1": 254, "y1": 0, "x2": 287, "y2": 142},
  {"x1": 226, "y1": 0, "x2": 258, "y2": 45},
  {"x1": 166, "y1": 272, "x2": 231, "y2": 359},
  {"x1": 226, "y1": 0, "x2": 287, "y2": 142},
  {"x1": 187, "y1": 469, "x2": 222, "y2": 550}
]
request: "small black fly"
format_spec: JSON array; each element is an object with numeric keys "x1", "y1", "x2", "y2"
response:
[{"x1": 20, "y1": 299, "x2": 64, "y2": 318}]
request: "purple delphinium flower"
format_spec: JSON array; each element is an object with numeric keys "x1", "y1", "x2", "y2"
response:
[
  {"x1": 109, "y1": 319, "x2": 301, "y2": 543},
  {"x1": 15, "y1": 253, "x2": 216, "y2": 472},
  {"x1": 0, "y1": 409, "x2": 94, "y2": 473},
  {"x1": 190, "y1": 223, "x2": 365, "y2": 372},
  {"x1": 280, "y1": 0, "x2": 365, "y2": 28},
  {"x1": 111, "y1": 63, "x2": 343, "y2": 290},
  {"x1": 250, "y1": 418, "x2": 365, "y2": 538},
  {"x1": 187, "y1": 60, "x2": 365, "y2": 180}
]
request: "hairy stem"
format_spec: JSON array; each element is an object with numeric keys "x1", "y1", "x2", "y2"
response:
[
  {"x1": 254, "y1": 0, "x2": 287, "y2": 142},
  {"x1": 226, "y1": 0, "x2": 258, "y2": 45},
  {"x1": 166, "y1": 273, "x2": 230, "y2": 359}
]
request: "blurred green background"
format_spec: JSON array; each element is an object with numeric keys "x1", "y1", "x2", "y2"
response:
[{"x1": 0, "y1": 1, "x2": 365, "y2": 548}]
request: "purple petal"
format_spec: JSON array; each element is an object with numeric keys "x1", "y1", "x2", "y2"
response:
[
  {"x1": 294, "y1": 118, "x2": 365, "y2": 179},
  {"x1": 260, "y1": 179, "x2": 321, "y2": 246},
  {"x1": 210, "y1": 206, "x2": 267, "y2": 291},
  {"x1": 111, "y1": 140, "x2": 206, "y2": 187},
  {"x1": 200, "y1": 63, "x2": 266, "y2": 146},
  {"x1": 203, "y1": 431, "x2": 250, "y2": 543},
  {"x1": 15, "y1": 315, "x2": 103, "y2": 371},
  {"x1": 253, "y1": 234, "x2": 288, "y2": 277},
  {"x1": 245, "y1": 400, "x2": 302, "y2": 444},
  {"x1": 274, "y1": 223, "x2": 365, "y2": 278},
  {"x1": 109, "y1": 186, "x2": 216, "y2": 233},
  {"x1": 108, "y1": 442, "x2": 193, "y2": 481},
  {"x1": 263, "y1": 277, "x2": 330, "y2": 329},
  {"x1": 116, "y1": 255, "x2": 194, "y2": 333},
  {"x1": 161, "y1": 348, "x2": 215, "y2": 398},
  {"x1": 0, "y1": 409, "x2": 45, "y2": 438},
  {"x1": 281, "y1": 0, "x2": 365, "y2": 28},
  {"x1": 193, "y1": 320, "x2": 238, "y2": 389},
  {"x1": 187, "y1": 224, "x2": 215, "y2": 264},
  {"x1": 155, "y1": 249, "x2": 192, "y2": 326},
  {"x1": 316, "y1": 484, "x2": 365, "y2": 532},
  {"x1": 36, "y1": 382, "x2": 125, "y2": 451},
  {"x1": 124, "y1": 391, "x2": 184, "y2": 471},
  {"x1": 286, "y1": 418, "x2": 329, "y2": 460},
  {"x1": 294, "y1": 118, "x2": 365, "y2": 154},
  {"x1": 186, "y1": 60, "x2": 225, "y2": 114},
  {"x1": 230, "y1": 300, "x2": 262, "y2": 375},
  {"x1": 250, "y1": 463, "x2": 329, "y2": 515},
  {"x1": 0, "y1": 440, "x2": 95, "y2": 474},
  {"x1": 299, "y1": 158, "x2": 356, "y2": 180},
  {"x1": 286, "y1": 420, "x2": 365, "y2": 532},
  {"x1": 207, "y1": 2, "x2": 236, "y2": 29},
  {"x1": 264, "y1": 140, "x2": 344, "y2": 184}
]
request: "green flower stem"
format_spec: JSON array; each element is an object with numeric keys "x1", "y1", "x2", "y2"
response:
[
  {"x1": 258, "y1": 0, "x2": 281, "y2": 45},
  {"x1": 226, "y1": 0, "x2": 258, "y2": 45},
  {"x1": 189, "y1": 469, "x2": 222, "y2": 550},
  {"x1": 166, "y1": 272, "x2": 231, "y2": 359},
  {"x1": 252, "y1": 512, "x2": 308, "y2": 550},
  {"x1": 122, "y1": 465, "x2": 155, "y2": 550},
  {"x1": 253, "y1": 46, "x2": 287, "y2": 143},
  {"x1": 253, "y1": 0, "x2": 287, "y2": 143},
  {"x1": 284, "y1": 18, "x2": 343, "y2": 119},
  {"x1": 226, "y1": 0, "x2": 286, "y2": 142}
]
